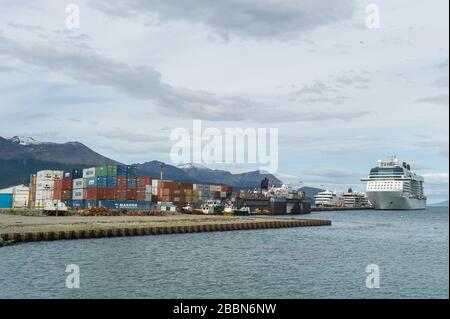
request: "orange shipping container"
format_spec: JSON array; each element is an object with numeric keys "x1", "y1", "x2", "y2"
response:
[
  {"x1": 126, "y1": 189, "x2": 137, "y2": 200},
  {"x1": 117, "y1": 177, "x2": 128, "y2": 189},
  {"x1": 115, "y1": 189, "x2": 126, "y2": 200},
  {"x1": 86, "y1": 188, "x2": 108, "y2": 200},
  {"x1": 136, "y1": 176, "x2": 151, "y2": 188},
  {"x1": 105, "y1": 188, "x2": 116, "y2": 200}
]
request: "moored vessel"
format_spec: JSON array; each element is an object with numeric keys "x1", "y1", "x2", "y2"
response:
[{"x1": 361, "y1": 156, "x2": 426, "y2": 210}]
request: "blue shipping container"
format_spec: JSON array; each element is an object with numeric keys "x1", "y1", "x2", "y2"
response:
[
  {"x1": 85, "y1": 177, "x2": 107, "y2": 188},
  {"x1": 72, "y1": 200, "x2": 86, "y2": 209},
  {"x1": 0, "y1": 194, "x2": 13, "y2": 209},
  {"x1": 86, "y1": 200, "x2": 98, "y2": 209},
  {"x1": 62, "y1": 200, "x2": 73, "y2": 208},
  {"x1": 127, "y1": 178, "x2": 137, "y2": 188},
  {"x1": 106, "y1": 177, "x2": 117, "y2": 188},
  {"x1": 97, "y1": 200, "x2": 151, "y2": 211},
  {"x1": 71, "y1": 169, "x2": 83, "y2": 179},
  {"x1": 127, "y1": 165, "x2": 137, "y2": 177},
  {"x1": 117, "y1": 165, "x2": 128, "y2": 177}
]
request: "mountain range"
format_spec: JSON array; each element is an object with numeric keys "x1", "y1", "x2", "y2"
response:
[{"x1": 0, "y1": 136, "x2": 282, "y2": 189}]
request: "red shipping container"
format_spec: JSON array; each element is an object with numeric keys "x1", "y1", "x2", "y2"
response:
[
  {"x1": 105, "y1": 188, "x2": 116, "y2": 200},
  {"x1": 61, "y1": 190, "x2": 72, "y2": 200},
  {"x1": 86, "y1": 188, "x2": 108, "y2": 200},
  {"x1": 180, "y1": 183, "x2": 193, "y2": 191},
  {"x1": 53, "y1": 190, "x2": 62, "y2": 200},
  {"x1": 117, "y1": 177, "x2": 128, "y2": 189},
  {"x1": 126, "y1": 189, "x2": 137, "y2": 200},
  {"x1": 53, "y1": 179, "x2": 63, "y2": 200},
  {"x1": 62, "y1": 179, "x2": 73, "y2": 190},
  {"x1": 86, "y1": 188, "x2": 97, "y2": 200},
  {"x1": 115, "y1": 189, "x2": 127, "y2": 200},
  {"x1": 136, "y1": 190, "x2": 146, "y2": 201},
  {"x1": 136, "y1": 176, "x2": 151, "y2": 188}
]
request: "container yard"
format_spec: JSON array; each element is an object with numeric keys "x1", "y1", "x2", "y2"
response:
[{"x1": 15, "y1": 165, "x2": 237, "y2": 215}]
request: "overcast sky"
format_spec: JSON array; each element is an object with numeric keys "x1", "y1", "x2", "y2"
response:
[{"x1": 0, "y1": 0, "x2": 448, "y2": 202}]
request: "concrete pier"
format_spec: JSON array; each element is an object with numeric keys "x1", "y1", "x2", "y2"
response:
[{"x1": 0, "y1": 214, "x2": 331, "y2": 245}]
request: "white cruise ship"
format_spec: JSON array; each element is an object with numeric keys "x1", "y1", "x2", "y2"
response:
[
  {"x1": 314, "y1": 190, "x2": 341, "y2": 207},
  {"x1": 340, "y1": 188, "x2": 371, "y2": 208},
  {"x1": 361, "y1": 156, "x2": 426, "y2": 210}
]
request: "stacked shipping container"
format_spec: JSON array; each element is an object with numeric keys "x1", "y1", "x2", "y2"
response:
[
  {"x1": 33, "y1": 170, "x2": 63, "y2": 208},
  {"x1": 28, "y1": 167, "x2": 233, "y2": 211}
]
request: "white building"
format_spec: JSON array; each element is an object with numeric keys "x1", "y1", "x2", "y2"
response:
[{"x1": 0, "y1": 185, "x2": 30, "y2": 208}]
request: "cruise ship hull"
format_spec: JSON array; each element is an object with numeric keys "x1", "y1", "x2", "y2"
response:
[{"x1": 366, "y1": 191, "x2": 426, "y2": 210}]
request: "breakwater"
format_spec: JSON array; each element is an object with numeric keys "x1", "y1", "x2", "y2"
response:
[{"x1": 0, "y1": 214, "x2": 331, "y2": 245}]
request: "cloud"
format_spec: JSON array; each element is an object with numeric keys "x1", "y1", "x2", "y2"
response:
[
  {"x1": 8, "y1": 22, "x2": 43, "y2": 31},
  {"x1": 99, "y1": 129, "x2": 166, "y2": 143},
  {"x1": 294, "y1": 81, "x2": 335, "y2": 95},
  {"x1": 0, "y1": 34, "x2": 368, "y2": 123},
  {"x1": 305, "y1": 168, "x2": 359, "y2": 179},
  {"x1": 433, "y1": 77, "x2": 449, "y2": 88},
  {"x1": 416, "y1": 94, "x2": 449, "y2": 106},
  {"x1": 434, "y1": 59, "x2": 449, "y2": 70},
  {"x1": 422, "y1": 173, "x2": 449, "y2": 185},
  {"x1": 291, "y1": 70, "x2": 371, "y2": 106},
  {"x1": 335, "y1": 74, "x2": 371, "y2": 89},
  {"x1": 415, "y1": 140, "x2": 449, "y2": 158},
  {"x1": 90, "y1": 0, "x2": 355, "y2": 40}
]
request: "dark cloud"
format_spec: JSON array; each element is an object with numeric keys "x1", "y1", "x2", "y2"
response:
[
  {"x1": 89, "y1": 0, "x2": 355, "y2": 40},
  {"x1": 0, "y1": 35, "x2": 368, "y2": 123}
]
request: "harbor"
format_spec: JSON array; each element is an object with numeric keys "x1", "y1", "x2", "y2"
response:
[{"x1": 0, "y1": 213, "x2": 331, "y2": 246}]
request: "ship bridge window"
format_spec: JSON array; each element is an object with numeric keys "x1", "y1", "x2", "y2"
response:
[{"x1": 370, "y1": 168, "x2": 404, "y2": 175}]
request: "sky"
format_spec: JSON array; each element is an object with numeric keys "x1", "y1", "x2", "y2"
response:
[{"x1": 0, "y1": 0, "x2": 448, "y2": 203}]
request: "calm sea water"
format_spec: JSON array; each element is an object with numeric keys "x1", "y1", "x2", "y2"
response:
[{"x1": 0, "y1": 207, "x2": 448, "y2": 299}]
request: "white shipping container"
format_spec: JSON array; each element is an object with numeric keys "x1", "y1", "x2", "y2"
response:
[
  {"x1": 72, "y1": 178, "x2": 85, "y2": 189},
  {"x1": 72, "y1": 189, "x2": 86, "y2": 200},
  {"x1": 13, "y1": 185, "x2": 29, "y2": 208},
  {"x1": 83, "y1": 167, "x2": 96, "y2": 178},
  {"x1": 193, "y1": 184, "x2": 204, "y2": 191},
  {"x1": 36, "y1": 170, "x2": 63, "y2": 180},
  {"x1": 35, "y1": 189, "x2": 54, "y2": 201},
  {"x1": 36, "y1": 180, "x2": 54, "y2": 189},
  {"x1": 210, "y1": 185, "x2": 222, "y2": 192},
  {"x1": 13, "y1": 195, "x2": 28, "y2": 208}
]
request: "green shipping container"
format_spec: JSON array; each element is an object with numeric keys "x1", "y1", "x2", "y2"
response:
[
  {"x1": 96, "y1": 165, "x2": 108, "y2": 177},
  {"x1": 107, "y1": 165, "x2": 117, "y2": 177}
]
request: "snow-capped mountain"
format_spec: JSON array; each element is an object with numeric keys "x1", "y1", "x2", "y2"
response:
[
  {"x1": 8, "y1": 136, "x2": 44, "y2": 146},
  {"x1": 177, "y1": 162, "x2": 209, "y2": 170}
]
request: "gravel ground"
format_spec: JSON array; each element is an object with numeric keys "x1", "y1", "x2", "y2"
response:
[{"x1": 0, "y1": 213, "x2": 290, "y2": 235}]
